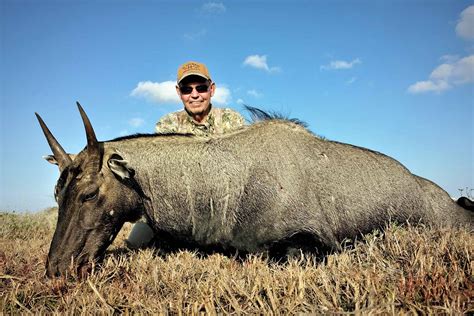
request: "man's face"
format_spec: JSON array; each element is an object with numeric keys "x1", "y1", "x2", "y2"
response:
[{"x1": 176, "y1": 77, "x2": 215, "y2": 117}]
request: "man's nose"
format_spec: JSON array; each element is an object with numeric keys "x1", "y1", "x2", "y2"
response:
[{"x1": 190, "y1": 88, "x2": 200, "y2": 97}]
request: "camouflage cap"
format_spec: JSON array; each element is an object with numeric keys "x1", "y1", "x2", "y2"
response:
[{"x1": 177, "y1": 61, "x2": 211, "y2": 84}]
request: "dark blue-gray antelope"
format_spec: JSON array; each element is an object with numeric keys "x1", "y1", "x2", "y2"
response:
[{"x1": 36, "y1": 103, "x2": 473, "y2": 277}]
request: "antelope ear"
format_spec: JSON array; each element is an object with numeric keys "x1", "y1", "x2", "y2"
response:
[
  {"x1": 108, "y1": 154, "x2": 134, "y2": 179},
  {"x1": 43, "y1": 155, "x2": 59, "y2": 165},
  {"x1": 43, "y1": 154, "x2": 77, "y2": 165}
]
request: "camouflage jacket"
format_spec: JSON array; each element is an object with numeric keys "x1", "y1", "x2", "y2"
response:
[{"x1": 155, "y1": 106, "x2": 245, "y2": 136}]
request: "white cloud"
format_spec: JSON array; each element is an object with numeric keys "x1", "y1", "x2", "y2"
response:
[
  {"x1": 247, "y1": 89, "x2": 263, "y2": 98},
  {"x1": 442, "y1": 55, "x2": 474, "y2": 84},
  {"x1": 213, "y1": 85, "x2": 231, "y2": 105},
  {"x1": 129, "y1": 118, "x2": 145, "y2": 128},
  {"x1": 243, "y1": 55, "x2": 281, "y2": 73},
  {"x1": 407, "y1": 55, "x2": 474, "y2": 94},
  {"x1": 407, "y1": 80, "x2": 450, "y2": 94},
  {"x1": 236, "y1": 98, "x2": 244, "y2": 104},
  {"x1": 201, "y1": 2, "x2": 226, "y2": 14},
  {"x1": 456, "y1": 5, "x2": 474, "y2": 40},
  {"x1": 130, "y1": 80, "x2": 180, "y2": 104},
  {"x1": 320, "y1": 58, "x2": 361, "y2": 70},
  {"x1": 429, "y1": 63, "x2": 453, "y2": 81}
]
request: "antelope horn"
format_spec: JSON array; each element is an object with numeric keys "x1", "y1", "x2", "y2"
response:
[
  {"x1": 35, "y1": 112, "x2": 73, "y2": 171},
  {"x1": 76, "y1": 102, "x2": 99, "y2": 158}
]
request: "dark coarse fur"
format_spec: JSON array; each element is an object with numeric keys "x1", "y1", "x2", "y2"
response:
[
  {"x1": 245, "y1": 105, "x2": 309, "y2": 128},
  {"x1": 457, "y1": 196, "x2": 474, "y2": 211},
  {"x1": 110, "y1": 132, "x2": 194, "y2": 142},
  {"x1": 38, "y1": 105, "x2": 473, "y2": 276}
]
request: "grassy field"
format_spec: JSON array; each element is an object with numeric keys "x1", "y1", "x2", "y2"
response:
[{"x1": 1, "y1": 208, "x2": 473, "y2": 314}]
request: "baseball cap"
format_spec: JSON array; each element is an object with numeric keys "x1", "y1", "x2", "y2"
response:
[{"x1": 177, "y1": 61, "x2": 211, "y2": 84}]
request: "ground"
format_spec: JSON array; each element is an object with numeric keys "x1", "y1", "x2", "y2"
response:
[{"x1": 0, "y1": 208, "x2": 473, "y2": 314}]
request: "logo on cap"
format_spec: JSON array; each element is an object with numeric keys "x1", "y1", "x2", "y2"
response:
[
  {"x1": 182, "y1": 62, "x2": 201, "y2": 71},
  {"x1": 177, "y1": 61, "x2": 211, "y2": 83}
]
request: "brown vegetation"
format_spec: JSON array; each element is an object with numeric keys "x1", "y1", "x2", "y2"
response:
[{"x1": 1, "y1": 208, "x2": 473, "y2": 314}]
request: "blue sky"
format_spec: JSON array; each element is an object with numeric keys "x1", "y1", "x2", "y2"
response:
[{"x1": 1, "y1": 0, "x2": 473, "y2": 212}]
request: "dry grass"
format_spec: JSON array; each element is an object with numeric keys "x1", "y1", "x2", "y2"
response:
[{"x1": 1, "y1": 209, "x2": 473, "y2": 314}]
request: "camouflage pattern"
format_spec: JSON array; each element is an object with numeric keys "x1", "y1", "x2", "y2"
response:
[{"x1": 155, "y1": 106, "x2": 245, "y2": 136}]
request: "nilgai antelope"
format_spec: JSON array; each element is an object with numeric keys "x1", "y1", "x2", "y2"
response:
[{"x1": 36, "y1": 103, "x2": 473, "y2": 277}]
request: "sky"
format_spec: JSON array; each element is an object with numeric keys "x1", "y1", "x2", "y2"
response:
[{"x1": 1, "y1": 0, "x2": 473, "y2": 212}]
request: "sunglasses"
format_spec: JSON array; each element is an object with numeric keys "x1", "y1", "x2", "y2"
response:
[{"x1": 179, "y1": 84, "x2": 210, "y2": 95}]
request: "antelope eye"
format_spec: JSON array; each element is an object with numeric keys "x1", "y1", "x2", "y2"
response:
[{"x1": 82, "y1": 189, "x2": 99, "y2": 202}]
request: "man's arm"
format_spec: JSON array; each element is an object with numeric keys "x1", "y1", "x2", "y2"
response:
[
  {"x1": 221, "y1": 109, "x2": 245, "y2": 132},
  {"x1": 155, "y1": 113, "x2": 179, "y2": 134}
]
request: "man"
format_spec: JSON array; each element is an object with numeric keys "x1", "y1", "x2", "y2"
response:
[
  {"x1": 155, "y1": 61, "x2": 245, "y2": 136},
  {"x1": 126, "y1": 61, "x2": 245, "y2": 249}
]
